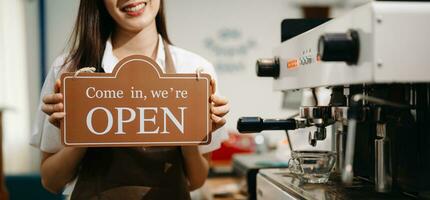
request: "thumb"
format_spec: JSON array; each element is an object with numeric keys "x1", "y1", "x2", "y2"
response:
[
  {"x1": 210, "y1": 79, "x2": 216, "y2": 95},
  {"x1": 54, "y1": 79, "x2": 62, "y2": 93}
]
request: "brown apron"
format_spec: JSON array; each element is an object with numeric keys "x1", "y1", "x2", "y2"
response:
[{"x1": 71, "y1": 40, "x2": 191, "y2": 200}]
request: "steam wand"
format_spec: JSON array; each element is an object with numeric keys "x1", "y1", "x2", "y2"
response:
[{"x1": 342, "y1": 94, "x2": 408, "y2": 185}]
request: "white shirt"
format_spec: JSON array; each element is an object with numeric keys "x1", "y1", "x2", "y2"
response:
[{"x1": 30, "y1": 35, "x2": 228, "y2": 194}]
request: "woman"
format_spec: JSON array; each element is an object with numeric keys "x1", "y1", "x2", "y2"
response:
[{"x1": 30, "y1": 0, "x2": 230, "y2": 199}]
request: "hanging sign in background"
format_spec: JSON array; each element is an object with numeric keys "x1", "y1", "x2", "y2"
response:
[{"x1": 60, "y1": 55, "x2": 212, "y2": 147}]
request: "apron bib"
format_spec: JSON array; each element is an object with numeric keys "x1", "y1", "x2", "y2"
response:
[{"x1": 70, "y1": 40, "x2": 191, "y2": 200}]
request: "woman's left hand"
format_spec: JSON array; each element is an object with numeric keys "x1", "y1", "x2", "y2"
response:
[{"x1": 210, "y1": 79, "x2": 229, "y2": 132}]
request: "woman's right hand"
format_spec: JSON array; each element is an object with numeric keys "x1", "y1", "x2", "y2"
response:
[{"x1": 42, "y1": 79, "x2": 65, "y2": 128}]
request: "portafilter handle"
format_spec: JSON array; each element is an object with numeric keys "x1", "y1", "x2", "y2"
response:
[
  {"x1": 237, "y1": 117, "x2": 297, "y2": 133},
  {"x1": 237, "y1": 117, "x2": 298, "y2": 152}
]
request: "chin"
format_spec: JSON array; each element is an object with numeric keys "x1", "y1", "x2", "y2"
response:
[
  {"x1": 105, "y1": 0, "x2": 160, "y2": 32},
  {"x1": 120, "y1": 18, "x2": 155, "y2": 32}
]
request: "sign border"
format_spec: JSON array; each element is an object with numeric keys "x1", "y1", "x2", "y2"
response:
[{"x1": 62, "y1": 57, "x2": 211, "y2": 146}]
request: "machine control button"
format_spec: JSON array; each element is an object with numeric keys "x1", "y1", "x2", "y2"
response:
[
  {"x1": 256, "y1": 57, "x2": 280, "y2": 78},
  {"x1": 318, "y1": 30, "x2": 359, "y2": 65}
]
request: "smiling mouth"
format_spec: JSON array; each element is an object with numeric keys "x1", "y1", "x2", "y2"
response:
[{"x1": 121, "y1": 1, "x2": 147, "y2": 16}]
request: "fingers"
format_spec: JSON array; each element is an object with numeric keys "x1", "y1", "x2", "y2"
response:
[
  {"x1": 42, "y1": 93, "x2": 63, "y2": 115},
  {"x1": 42, "y1": 94, "x2": 63, "y2": 115},
  {"x1": 48, "y1": 112, "x2": 65, "y2": 128},
  {"x1": 211, "y1": 104, "x2": 230, "y2": 117},
  {"x1": 210, "y1": 94, "x2": 228, "y2": 106},
  {"x1": 211, "y1": 114, "x2": 226, "y2": 126},
  {"x1": 43, "y1": 79, "x2": 63, "y2": 115},
  {"x1": 210, "y1": 94, "x2": 229, "y2": 125},
  {"x1": 42, "y1": 93, "x2": 63, "y2": 104},
  {"x1": 42, "y1": 102, "x2": 64, "y2": 115}
]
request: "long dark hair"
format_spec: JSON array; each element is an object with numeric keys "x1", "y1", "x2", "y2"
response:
[{"x1": 64, "y1": 0, "x2": 171, "y2": 72}]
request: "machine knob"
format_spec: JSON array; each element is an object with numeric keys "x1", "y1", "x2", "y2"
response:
[
  {"x1": 237, "y1": 117, "x2": 296, "y2": 133},
  {"x1": 256, "y1": 57, "x2": 280, "y2": 78},
  {"x1": 318, "y1": 30, "x2": 359, "y2": 65}
]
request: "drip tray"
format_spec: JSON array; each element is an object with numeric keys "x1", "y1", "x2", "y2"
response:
[{"x1": 257, "y1": 168, "x2": 415, "y2": 200}]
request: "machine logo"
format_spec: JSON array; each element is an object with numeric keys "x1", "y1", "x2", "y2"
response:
[
  {"x1": 300, "y1": 55, "x2": 313, "y2": 65},
  {"x1": 299, "y1": 48, "x2": 313, "y2": 66},
  {"x1": 288, "y1": 49, "x2": 316, "y2": 69}
]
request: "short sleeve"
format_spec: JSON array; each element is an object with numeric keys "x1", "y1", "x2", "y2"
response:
[{"x1": 30, "y1": 56, "x2": 66, "y2": 153}]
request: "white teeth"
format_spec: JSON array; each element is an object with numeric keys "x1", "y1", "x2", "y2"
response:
[{"x1": 124, "y1": 3, "x2": 146, "y2": 12}]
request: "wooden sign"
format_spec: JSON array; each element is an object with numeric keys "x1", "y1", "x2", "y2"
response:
[{"x1": 60, "y1": 55, "x2": 212, "y2": 147}]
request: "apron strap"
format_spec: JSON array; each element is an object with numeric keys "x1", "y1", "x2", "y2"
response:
[{"x1": 162, "y1": 39, "x2": 176, "y2": 74}]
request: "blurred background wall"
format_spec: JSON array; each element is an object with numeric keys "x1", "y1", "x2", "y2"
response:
[
  {"x1": 1, "y1": 0, "x2": 370, "y2": 175},
  {"x1": 0, "y1": 0, "x2": 33, "y2": 174}
]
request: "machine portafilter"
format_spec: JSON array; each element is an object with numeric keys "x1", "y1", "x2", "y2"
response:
[
  {"x1": 237, "y1": 117, "x2": 306, "y2": 151},
  {"x1": 299, "y1": 106, "x2": 335, "y2": 146}
]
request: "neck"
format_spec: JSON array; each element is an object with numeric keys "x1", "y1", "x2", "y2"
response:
[{"x1": 111, "y1": 21, "x2": 159, "y2": 60}]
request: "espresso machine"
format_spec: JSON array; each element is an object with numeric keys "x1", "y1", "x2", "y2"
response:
[{"x1": 237, "y1": 1, "x2": 430, "y2": 199}]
